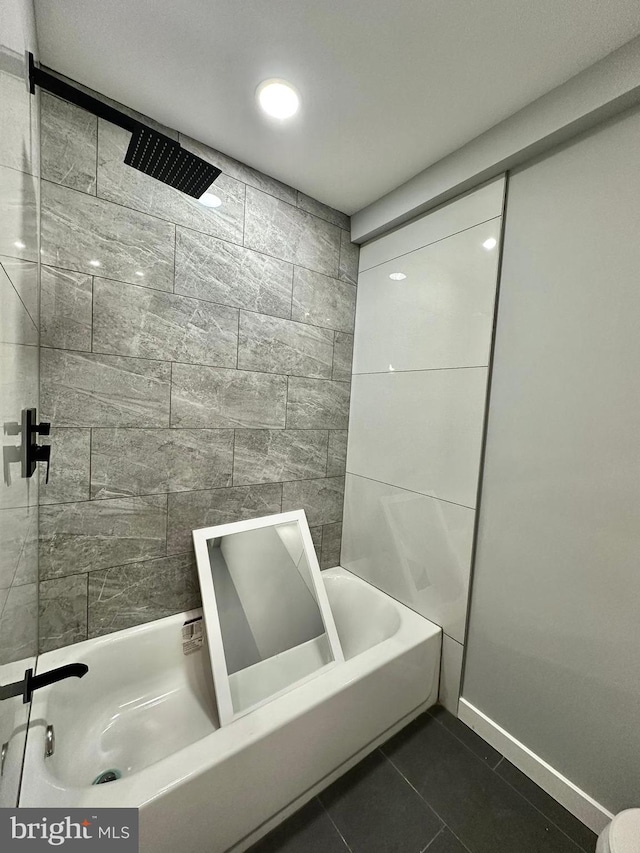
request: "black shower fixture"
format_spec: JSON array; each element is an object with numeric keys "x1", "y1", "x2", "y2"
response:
[{"x1": 28, "y1": 54, "x2": 221, "y2": 198}]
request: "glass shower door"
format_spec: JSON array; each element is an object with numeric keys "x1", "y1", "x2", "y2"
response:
[{"x1": 0, "y1": 5, "x2": 41, "y2": 807}]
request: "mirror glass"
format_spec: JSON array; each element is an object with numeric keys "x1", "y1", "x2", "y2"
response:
[{"x1": 193, "y1": 511, "x2": 343, "y2": 725}]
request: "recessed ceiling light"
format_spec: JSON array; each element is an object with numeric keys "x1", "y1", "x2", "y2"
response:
[
  {"x1": 14, "y1": 240, "x2": 26, "y2": 250},
  {"x1": 89, "y1": 260, "x2": 101, "y2": 267},
  {"x1": 199, "y1": 192, "x2": 222, "y2": 208},
  {"x1": 389, "y1": 272, "x2": 406, "y2": 281},
  {"x1": 257, "y1": 79, "x2": 300, "y2": 119},
  {"x1": 482, "y1": 238, "x2": 497, "y2": 250},
  {"x1": 135, "y1": 271, "x2": 145, "y2": 277}
]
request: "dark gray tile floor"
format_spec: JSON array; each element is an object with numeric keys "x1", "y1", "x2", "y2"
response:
[{"x1": 249, "y1": 706, "x2": 597, "y2": 853}]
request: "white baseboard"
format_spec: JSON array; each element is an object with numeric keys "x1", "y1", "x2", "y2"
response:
[{"x1": 458, "y1": 698, "x2": 613, "y2": 835}]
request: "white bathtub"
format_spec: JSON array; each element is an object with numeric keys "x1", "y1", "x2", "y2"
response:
[{"x1": 21, "y1": 567, "x2": 441, "y2": 852}]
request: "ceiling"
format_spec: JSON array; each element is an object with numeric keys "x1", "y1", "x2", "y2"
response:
[{"x1": 34, "y1": 0, "x2": 640, "y2": 215}]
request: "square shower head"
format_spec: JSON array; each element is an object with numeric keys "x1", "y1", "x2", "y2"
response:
[{"x1": 124, "y1": 126, "x2": 221, "y2": 198}]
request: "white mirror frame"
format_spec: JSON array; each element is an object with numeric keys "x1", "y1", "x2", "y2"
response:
[{"x1": 192, "y1": 510, "x2": 344, "y2": 726}]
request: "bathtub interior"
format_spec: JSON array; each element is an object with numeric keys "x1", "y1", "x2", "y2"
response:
[
  {"x1": 30, "y1": 569, "x2": 416, "y2": 789},
  {"x1": 36, "y1": 613, "x2": 219, "y2": 787}
]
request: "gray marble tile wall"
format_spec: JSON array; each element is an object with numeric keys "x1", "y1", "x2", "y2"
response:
[{"x1": 38, "y1": 88, "x2": 359, "y2": 653}]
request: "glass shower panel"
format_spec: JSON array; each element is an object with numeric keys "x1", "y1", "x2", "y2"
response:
[{"x1": 0, "y1": 2, "x2": 41, "y2": 807}]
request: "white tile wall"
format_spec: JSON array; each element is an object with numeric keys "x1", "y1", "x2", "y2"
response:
[
  {"x1": 342, "y1": 474, "x2": 474, "y2": 643},
  {"x1": 358, "y1": 177, "x2": 504, "y2": 272},
  {"x1": 342, "y1": 177, "x2": 505, "y2": 715},
  {"x1": 347, "y1": 368, "x2": 488, "y2": 509},
  {"x1": 353, "y1": 220, "x2": 500, "y2": 374}
]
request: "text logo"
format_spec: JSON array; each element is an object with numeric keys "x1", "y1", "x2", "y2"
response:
[{"x1": 1, "y1": 809, "x2": 138, "y2": 851}]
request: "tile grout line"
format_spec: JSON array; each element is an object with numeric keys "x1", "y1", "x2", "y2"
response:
[
  {"x1": 427, "y1": 708, "x2": 503, "y2": 770},
  {"x1": 346, "y1": 471, "x2": 475, "y2": 511},
  {"x1": 316, "y1": 796, "x2": 354, "y2": 853},
  {"x1": 380, "y1": 748, "x2": 475, "y2": 853},
  {"x1": 39, "y1": 261, "x2": 355, "y2": 335},
  {"x1": 492, "y1": 762, "x2": 591, "y2": 853},
  {"x1": 42, "y1": 343, "x2": 352, "y2": 383},
  {"x1": 42, "y1": 176, "x2": 350, "y2": 284},
  {"x1": 429, "y1": 709, "x2": 591, "y2": 852}
]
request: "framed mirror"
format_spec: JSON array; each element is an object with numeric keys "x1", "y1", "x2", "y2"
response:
[{"x1": 192, "y1": 510, "x2": 344, "y2": 726}]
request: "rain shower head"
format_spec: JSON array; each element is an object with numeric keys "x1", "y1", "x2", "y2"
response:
[
  {"x1": 28, "y1": 54, "x2": 221, "y2": 199},
  {"x1": 124, "y1": 126, "x2": 221, "y2": 197}
]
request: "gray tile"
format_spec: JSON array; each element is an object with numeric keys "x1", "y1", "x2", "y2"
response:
[
  {"x1": 327, "y1": 430, "x2": 348, "y2": 477},
  {"x1": 0, "y1": 583, "x2": 37, "y2": 665},
  {"x1": 39, "y1": 495, "x2": 167, "y2": 579},
  {"x1": 39, "y1": 574, "x2": 88, "y2": 653},
  {"x1": 171, "y1": 363, "x2": 287, "y2": 428},
  {"x1": 98, "y1": 121, "x2": 245, "y2": 245},
  {"x1": 332, "y1": 332, "x2": 353, "y2": 382},
  {"x1": 0, "y1": 262, "x2": 37, "y2": 346},
  {"x1": 41, "y1": 180, "x2": 175, "y2": 290},
  {"x1": 0, "y1": 69, "x2": 35, "y2": 175},
  {"x1": 91, "y1": 428, "x2": 234, "y2": 499},
  {"x1": 291, "y1": 268, "x2": 356, "y2": 333},
  {"x1": 175, "y1": 227, "x2": 293, "y2": 319},
  {"x1": 320, "y1": 522, "x2": 342, "y2": 569},
  {"x1": 428, "y1": 705, "x2": 502, "y2": 768},
  {"x1": 40, "y1": 265, "x2": 93, "y2": 351},
  {"x1": 41, "y1": 93, "x2": 97, "y2": 194},
  {"x1": 181, "y1": 135, "x2": 298, "y2": 206},
  {"x1": 0, "y1": 506, "x2": 33, "y2": 589},
  {"x1": 41, "y1": 349, "x2": 171, "y2": 427},
  {"x1": 233, "y1": 429, "x2": 328, "y2": 486},
  {"x1": 383, "y1": 714, "x2": 583, "y2": 853},
  {"x1": 1, "y1": 256, "x2": 38, "y2": 325},
  {"x1": 309, "y1": 526, "x2": 323, "y2": 559},
  {"x1": 0, "y1": 163, "x2": 38, "y2": 261},
  {"x1": 282, "y1": 477, "x2": 344, "y2": 527},
  {"x1": 296, "y1": 192, "x2": 350, "y2": 230},
  {"x1": 167, "y1": 483, "x2": 282, "y2": 555},
  {"x1": 245, "y1": 187, "x2": 341, "y2": 278},
  {"x1": 496, "y1": 760, "x2": 597, "y2": 852},
  {"x1": 249, "y1": 798, "x2": 348, "y2": 853},
  {"x1": 12, "y1": 510, "x2": 38, "y2": 587},
  {"x1": 286, "y1": 378, "x2": 350, "y2": 429},
  {"x1": 238, "y1": 312, "x2": 334, "y2": 379},
  {"x1": 92, "y1": 278, "x2": 239, "y2": 367},
  {"x1": 339, "y1": 229, "x2": 359, "y2": 286},
  {"x1": 88, "y1": 554, "x2": 201, "y2": 638},
  {"x1": 39, "y1": 428, "x2": 91, "y2": 505},
  {"x1": 320, "y1": 751, "x2": 441, "y2": 853}
]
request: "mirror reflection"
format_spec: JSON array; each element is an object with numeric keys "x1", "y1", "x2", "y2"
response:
[{"x1": 203, "y1": 519, "x2": 336, "y2": 717}]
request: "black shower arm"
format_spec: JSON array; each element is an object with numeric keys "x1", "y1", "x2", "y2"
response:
[{"x1": 28, "y1": 53, "x2": 174, "y2": 144}]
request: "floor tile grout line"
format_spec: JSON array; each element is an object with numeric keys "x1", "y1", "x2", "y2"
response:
[
  {"x1": 316, "y1": 796, "x2": 354, "y2": 853},
  {"x1": 427, "y1": 708, "x2": 503, "y2": 770},
  {"x1": 381, "y1": 748, "x2": 475, "y2": 853},
  {"x1": 420, "y1": 825, "x2": 445, "y2": 852},
  {"x1": 492, "y1": 764, "x2": 591, "y2": 853},
  {"x1": 426, "y1": 710, "x2": 590, "y2": 853}
]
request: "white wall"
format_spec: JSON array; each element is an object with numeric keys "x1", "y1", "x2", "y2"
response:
[
  {"x1": 352, "y1": 35, "x2": 640, "y2": 242},
  {"x1": 462, "y1": 105, "x2": 640, "y2": 821},
  {"x1": 341, "y1": 178, "x2": 505, "y2": 713}
]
